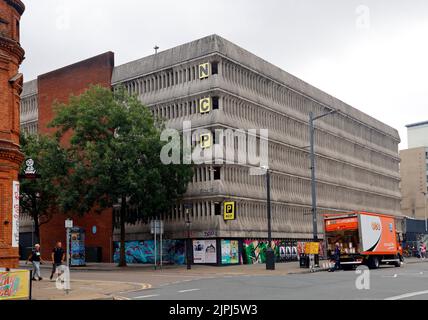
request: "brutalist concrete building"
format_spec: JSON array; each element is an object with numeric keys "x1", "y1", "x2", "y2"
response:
[{"x1": 20, "y1": 35, "x2": 402, "y2": 263}]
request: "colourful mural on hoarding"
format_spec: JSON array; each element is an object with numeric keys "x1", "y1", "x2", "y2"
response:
[
  {"x1": 113, "y1": 240, "x2": 185, "y2": 265},
  {"x1": 0, "y1": 270, "x2": 31, "y2": 300},
  {"x1": 243, "y1": 240, "x2": 324, "y2": 264},
  {"x1": 221, "y1": 240, "x2": 239, "y2": 265}
]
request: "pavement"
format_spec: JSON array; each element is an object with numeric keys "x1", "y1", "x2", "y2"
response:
[{"x1": 18, "y1": 258, "x2": 428, "y2": 300}]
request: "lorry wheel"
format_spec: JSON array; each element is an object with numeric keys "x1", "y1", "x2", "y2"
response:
[
  {"x1": 394, "y1": 255, "x2": 402, "y2": 267},
  {"x1": 369, "y1": 257, "x2": 380, "y2": 269}
]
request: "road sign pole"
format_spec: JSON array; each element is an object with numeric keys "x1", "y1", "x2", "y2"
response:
[
  {"x1": 160, "y1": 221, "x2": 163, "y2": 269},
  {"x1": 154, "y1": 220, "x2": 157, "y2": 270},
  {"x1": 66, "y1": 227, "x2": 70, "y2": 268},
  {"x1": 65, "y1": 219, "x2": 73, "y2": 268}
]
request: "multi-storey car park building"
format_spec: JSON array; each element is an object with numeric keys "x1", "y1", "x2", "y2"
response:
[{"x1": 19, "y1": 35, "x2": 402, "y2": 265}]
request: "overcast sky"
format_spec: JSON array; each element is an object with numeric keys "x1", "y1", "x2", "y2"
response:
[{"x1": 20, "y1": 0, "x2": 428, "y2": 149}]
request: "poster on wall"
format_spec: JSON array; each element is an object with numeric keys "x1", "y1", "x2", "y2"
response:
[
  {"x1": 12, "y1": 181, "x2": 20, "y2": 248},
  {"x1": 221, "y1": 240, "x2": 239, "y2": 265},
  {"x1": 193, "y1": 240, "x2": 217, "y2": 264}
]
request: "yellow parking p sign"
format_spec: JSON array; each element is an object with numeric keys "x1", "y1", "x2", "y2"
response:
[
  {"x1": 200, "y1": 133, "x2": 212, "y2": 149},
  {"x1": 224, "y1": 202, "x2": 236, "y2": 221}
]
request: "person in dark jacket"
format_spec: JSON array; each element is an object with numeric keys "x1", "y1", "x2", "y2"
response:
[
  {"x1": 50, "y1": 241, "x2": 65, "y2": 280},
  {"x1": 329, "y1": 243, "x2": 341, "y2": 272},
  {"x1": 26, "y1": 244, "x2": 44, "y2": 281}
]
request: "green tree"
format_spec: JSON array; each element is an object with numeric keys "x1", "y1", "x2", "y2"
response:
[
  {"x1": 19, "y1": 134, "x2": 69, "y2": 244},
  {"x1": 50, "y1": 86, "x2": 193, "y2": 267}
]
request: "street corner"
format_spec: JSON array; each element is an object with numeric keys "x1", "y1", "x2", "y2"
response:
[{"x1": 30, "y1": 279, "x2": 152, "y2": 300}]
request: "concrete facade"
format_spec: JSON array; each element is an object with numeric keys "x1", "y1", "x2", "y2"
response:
[
  {"x1": 20, "y1": 35, "x2": 402, "y2": 250},
  {"x1": 111, "y1": 35, "x2": 401, "y2": 241}
]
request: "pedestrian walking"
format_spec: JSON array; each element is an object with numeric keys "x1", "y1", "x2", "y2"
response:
[
  {"x1": 421, "y1": 243, "x2": 427, "y2": 260},
  {"x1": 50, "y1": 241, "x2": 65, "y2": 280},
  {"x1": 329, "y1": 243, "x2": 341, "y2": 272},
  {"x1": 26, "y1": 244, "x2": 44, "y2": 281}
]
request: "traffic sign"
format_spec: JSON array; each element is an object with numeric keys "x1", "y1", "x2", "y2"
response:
[
  {"x1": 151, "y1": 220, "x2": 164, "y2": 235},
  {"x1": 65, "y1": 219, "x2": 73, "y2": 229}
]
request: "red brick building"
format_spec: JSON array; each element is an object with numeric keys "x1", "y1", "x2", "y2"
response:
[
  {"x1": 36, "y1": 52, "x2": 115, "y2": 262},
  {"x1": 0, "y1": 0, "x2": 25, "y2": 269}
]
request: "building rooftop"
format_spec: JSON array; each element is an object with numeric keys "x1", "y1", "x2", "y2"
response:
[
  {"x1": 113, "y1": 34, "x2": 400, "y2": 140},
  {"x1": 406, "y1": 121, "x2": 428, "y2": 128}
]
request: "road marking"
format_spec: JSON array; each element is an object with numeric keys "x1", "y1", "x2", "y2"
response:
[
  {"x1": 134, "y1": 294, "x2": 160, "y2": 299},
  {"x1": 385, "y1": 290, "x2": 428, "y2": 300},
  {"x1": 178, "y1": 289, "x2": 200, "y2": 293}
]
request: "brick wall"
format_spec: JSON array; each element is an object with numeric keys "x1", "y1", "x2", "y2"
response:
[
  {"x1": 37, "y1": 52, "x2": 115, "y2": 263},
  {"x1": 0, "y1": 0, "x2": 25, "y2": 268}
]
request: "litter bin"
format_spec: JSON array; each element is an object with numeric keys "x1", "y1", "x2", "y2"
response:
[{"x1": 299, "y1": 254, "x2": 309, "y2": 268}]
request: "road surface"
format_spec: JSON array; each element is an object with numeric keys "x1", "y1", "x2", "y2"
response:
[{"x1": 118, "y1": 262, "x2": 428, "y2": 300}]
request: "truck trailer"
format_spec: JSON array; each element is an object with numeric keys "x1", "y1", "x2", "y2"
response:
[{"x1": 325, "y1": 212, "x2": 403, "y2": 270}]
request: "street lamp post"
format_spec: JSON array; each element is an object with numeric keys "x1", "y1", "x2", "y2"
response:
[
  {"x1": 185, "y1": 206, "x2": 192, "y2": 270},
  {"x1": 262, "y1": 166, "x2": 275, "y2": 270},
  {"x1": 309, "y1": 110, "x2": 336, "y2": 241}
]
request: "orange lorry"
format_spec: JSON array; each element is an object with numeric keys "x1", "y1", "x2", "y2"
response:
[{"x1": 324, "y1": 212, "x2": 403, "y2": 269}]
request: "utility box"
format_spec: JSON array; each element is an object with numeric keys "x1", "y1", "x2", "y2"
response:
[{"x1": 299, "y1": 254, "x2": 310, "y2": 268}]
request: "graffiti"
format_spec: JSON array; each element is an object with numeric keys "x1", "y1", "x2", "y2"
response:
[
  {"x1": 0, "y1": 274, "x2": 20, "y2": 298},
  {"x1": 190, "y1": 230, "x2": 217, "y2": 238},
  {"x1": 114, "y1": 240, "x2": 185, "y2": 265},
  {"x1": 243, "y1": 240, "x2": 324, "y2": 265}
]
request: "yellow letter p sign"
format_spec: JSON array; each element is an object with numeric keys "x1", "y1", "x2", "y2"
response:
[
  {"x1": 224, "y1": 202, "x2": 236, "y2": 221},
  {"x1": 200, "y1": 133, "x2": 212, "y2": 149}
]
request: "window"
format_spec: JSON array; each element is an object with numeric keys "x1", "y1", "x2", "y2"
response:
[
  {"x1": 213, "y1": 167, "x2": 221, "y2": 180},
  {"x1": 15, "y1": 20, "x2": 20, "y2": 41},
  {"x1": 211, "y1": 62, "x2": 219, "y2": 75},
  {"x1": 214, "y1": 203, "x2": 221, "y2": 216},
  {"x1": 212, "y1": 97, "x2": 219, "y2": 110}
]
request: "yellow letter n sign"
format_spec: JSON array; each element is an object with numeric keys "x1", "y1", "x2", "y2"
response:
[{"x1": 199, "y1": 62, "x2": 210, "y2": 79}]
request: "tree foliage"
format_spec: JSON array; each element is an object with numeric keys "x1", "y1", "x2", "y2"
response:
[
  {"x1": 19, "y1": 134, "x2": 69, "y2": 243},
  {"x1": 50, "y1": 85, "x2": 193, "y2": 266}
]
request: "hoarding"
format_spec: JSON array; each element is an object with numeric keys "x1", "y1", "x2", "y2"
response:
[
  {"x1": 0, "y1": 270, "x2": 31, "y2": 300},
  {"x1": 221, "y1": 240, "x2": 239, "y2": 264},
  {"x1": 193, "y1": 240, "x2": 217, "y2": 264}
]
